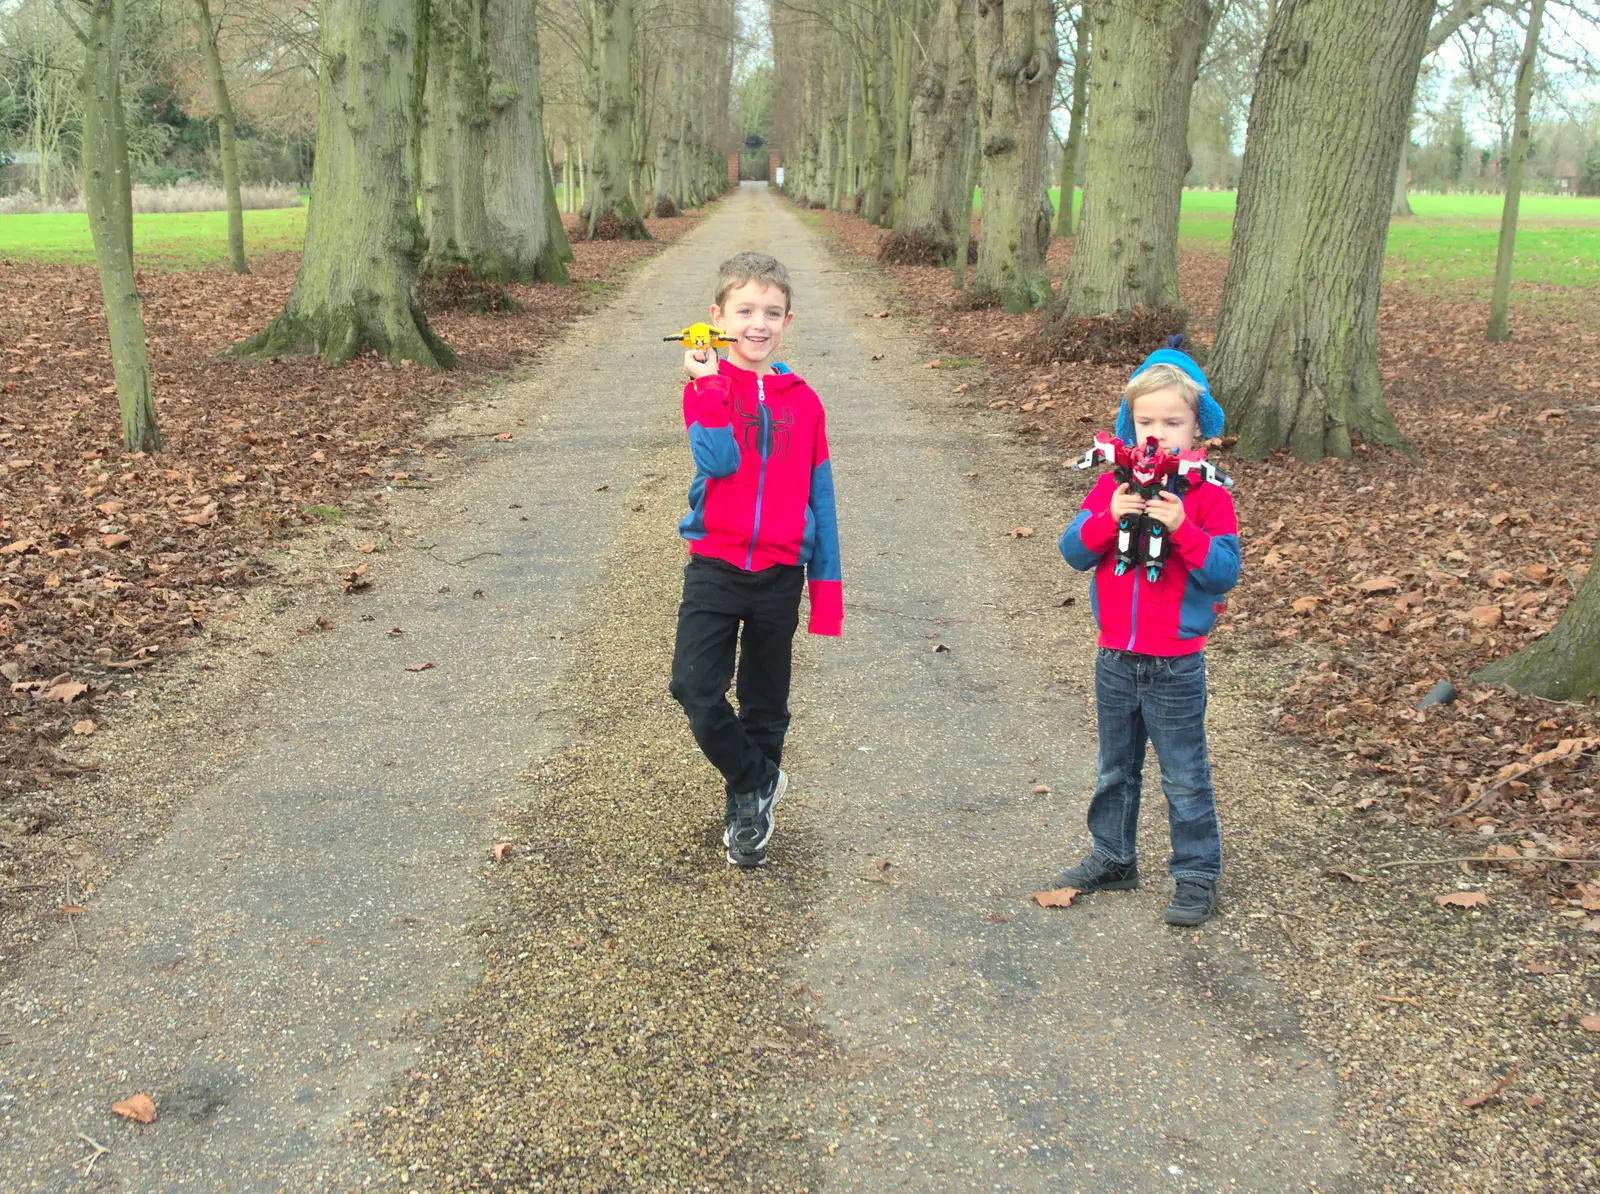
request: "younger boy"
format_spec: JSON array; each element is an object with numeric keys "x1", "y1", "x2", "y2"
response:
[
  {"x1": 1055, "y1": 344, "x2": 1240, "y2": 925},
  {"x1": 669, "y1": 252, "x2": 843, "y2": 868}
]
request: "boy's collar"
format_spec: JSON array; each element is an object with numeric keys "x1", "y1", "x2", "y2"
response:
[{"x1": 719, "y1": 357, "x2": 794, "y2": 382}]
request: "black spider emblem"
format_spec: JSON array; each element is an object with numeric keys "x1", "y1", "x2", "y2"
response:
[{"x1": 734, "y1": 395, "x2": 793, "y2": 461}]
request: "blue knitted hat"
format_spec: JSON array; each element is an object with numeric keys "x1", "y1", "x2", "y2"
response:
[{"x1": 1115, "y1": 335, "x2": 1225, "y2": 442}]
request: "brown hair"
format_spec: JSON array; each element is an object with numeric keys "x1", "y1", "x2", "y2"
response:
[
  {"x1": 1124, "y1": 363, "x2": 1202, "y2": 420},
  {"x1": 714, "y1": 252, "x2": 794, "y2": 312}
]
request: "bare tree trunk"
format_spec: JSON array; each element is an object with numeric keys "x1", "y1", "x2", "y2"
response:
[
  {"x1": 1486, "y1": 0, "x2": 1544, "y2": 343},
  {"x1": 1209, "y1": 0, "x2": 1433, "y2": 461},
  {"x1": 1054, "y1": 9, "x2": 1089, "y2": 239},
  {"x1": 483, "y1": 0, "x2": 569, "y2": 282},
  {"x1": 235, "y1": 0, "x2": 453, "y2": 366},
  {"x1": 972, "y1": 0, "x2": 1059, "y2": 312},
  {"x1": 191, "y1": 0, "x2": 247, "y2": 273},
  {"x1": 1476, "y1": 545, "x2": 1600, "y2": 701},
  {"x1": 952, "y1": 116, "x2": 980, "y2": 290},
  {"x1": 421, "y1": 0, "x2": 497, "y2": 287},
  {"x1": 584, "y1": 0, "x2": 648, "y2": 238},
  {"x1": 896, "y1": 0, "x2": 975, "y2": 262},
  {"x1": 1054, "y1": 0, "x2": 1208, "y2": 321},
  {"x1": 77, "y1": 0, "x2": 159, "y2": 451},
  {"x1": 1390, "y1": 141, "x2": 1413, "y2": 217}
]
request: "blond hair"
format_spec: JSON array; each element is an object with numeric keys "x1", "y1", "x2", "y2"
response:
[
  {"x1": 1124, "y1": 363, "x2": 1202, "y2": 419},
  {"x1": 714, "y1": 252, "x2": 794, "y2": 312}
]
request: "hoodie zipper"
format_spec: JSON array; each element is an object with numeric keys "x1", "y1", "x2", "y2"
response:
[{"x1": 746, "y1": 375, "x2": 770, "y2": 569}]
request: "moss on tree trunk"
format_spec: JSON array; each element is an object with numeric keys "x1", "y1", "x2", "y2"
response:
[
  {"x1": 1209, "y1": 0, "x2": 1432, "y2": 461},
  {"x1": 898, "y1": 0, "x2": 976, "y2": 263},
  {"x1": 972, "y1": 0, "x2": 1059, "y2": 313},
  {"x1": 1476, "y1": 557, "x2": 1600, "y2": 702},
  {"x1": 79, "y1": 0, "x2": 159, "y2": 452},
  {"x1": 235, "y1": 0, "x2": 453, "y2": 367},
  {"x1": 1054, "y1": 0, "x2": 1207, "y2": 323},
  {"x1": 192, "y1": 0, "x2": 248, "y2": 274},
  {"x1": 584, "y1": 0, "x2": 649, "y2": 240}
]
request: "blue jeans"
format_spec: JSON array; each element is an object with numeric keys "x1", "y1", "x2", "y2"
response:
[{"x1": 1087, "y1": 647, "x2": 1222, "y2": 882}]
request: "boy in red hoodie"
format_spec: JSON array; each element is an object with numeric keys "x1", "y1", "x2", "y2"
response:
[
  {"x1": 1055, "y1": 343, "x2": 1239, "y2": 925},
  {"x1": 670, "y1": 252, "x2": 843, "y2": 867}
]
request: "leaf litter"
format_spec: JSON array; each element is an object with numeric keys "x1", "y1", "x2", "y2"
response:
[
  {"x1": 0, "y1": 216, "x2": 698, "y2": 966},
  {"x1": 812, "y1": 201, "x2": 1600, "y2": 1194}
]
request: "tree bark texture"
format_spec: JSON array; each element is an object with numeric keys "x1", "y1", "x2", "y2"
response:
[
  {"x1": 1054, "y1": 9, "x2": 1089, "y2": 239},
  {"x1": 235, "y1": 0, "x2": 453, "y2": 366},
  {"x1": 79, "y1": 0, "x2": 159, "y2": 452},
  {"x1": 1209, "y1": 0, "x2": 1433, "y2": 461},
  {"x1": 483, "y1": 0, "x2": 569, "y2": 282},
  {"x1": 191, "y1": 0, "x2": 247, "y2": 273},
  {"x1": 1476, "y1": 554, "x2": 1600, "y2": 701},
  {"x1": 421, "y1": 0, "x2": 496, "y2": 283},
  {"x1": 585, "y1": 0, "x2": 648, "y2": 238},
  {"x1": 1486, "y1": 0, "x2": 1544, "y2": 343},
  {"x1": 897, "y1": 0, "x2": 976, "y2": 262},
  {"x1": 1055, "y1": 0, "x2": 1208, "y2": 321},
  {"x1": 972, "y1": 0, "x2": 1059, "y2": 312}
]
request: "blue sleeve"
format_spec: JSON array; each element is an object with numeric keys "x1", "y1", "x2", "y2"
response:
[
  {"x1": 1059, "y1": 510, "x2": 1102, "y2": 572},
  {"x1": 688, "y1": 423, "x2": 740, "y2": 478},
  {"x1": 806, "y1": 457, "x2": 842, "y2": 584},
  {"x1": 1186, "y1": 532, "x2": 1240, "y2": 593}
]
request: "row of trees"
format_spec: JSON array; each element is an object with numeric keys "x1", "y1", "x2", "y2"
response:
[
  {"x1": 772, "y1": 0, "x2": 1595, "y2": 460},
  {"x1": 37, "y1": 0, "x2": 753, "y2": 454},
  {"x1": 771, "y1": 0, "x2": 1598, "y2": 697}
]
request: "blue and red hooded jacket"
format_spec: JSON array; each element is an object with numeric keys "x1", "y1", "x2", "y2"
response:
[
  {"x1": 678, "y1": 358, "x2": 843, "y2": 636},
  {"x1": 1059, "y1": 471, "x2": 1240, "y2": 656}
]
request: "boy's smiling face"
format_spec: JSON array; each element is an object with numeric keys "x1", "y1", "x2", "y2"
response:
[
  {"x1": 712, "y1": 280, "x2": 793, "y2": 375},
  {"x1": 1129, "y1": 385, "x2": 1200, "y2": 454}
]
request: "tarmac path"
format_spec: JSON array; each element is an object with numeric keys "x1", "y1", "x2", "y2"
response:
[{"x1": 0, "y1": 189, "x2": 1354, "y2": 1192}]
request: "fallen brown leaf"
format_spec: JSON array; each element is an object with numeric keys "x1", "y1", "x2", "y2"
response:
[
  {"x1": 404, "y1": 661, "x2": 436, "y2": 673},
  {"x1": 112, "y1": 1093, "x2": 156, "y2": 1124},
  {"x1": 1579, "y1": 1015, "x2": 1600, "y2": 1033},
  {"x1": 1436, "y1": 890, "x2": 1490, "y2": 909},
  {"x1": 1008, "y1": 526, "x2": 1033, "y2": 538},
  {"x1": 71, "y1": 719, "x2": 95, "y2": 735},
  {"x1": 1032, "y1": 887, "x2": 1081, "y2": 908}
]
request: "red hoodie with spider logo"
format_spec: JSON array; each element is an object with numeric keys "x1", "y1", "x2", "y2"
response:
[{"x1": 679, "y1": 357, "x2": 843, "y2": 636}]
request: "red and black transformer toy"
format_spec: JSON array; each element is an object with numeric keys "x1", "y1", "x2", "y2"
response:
[{"x1": 1071, "y1": 432, "x2": 1233, "y2": 582}]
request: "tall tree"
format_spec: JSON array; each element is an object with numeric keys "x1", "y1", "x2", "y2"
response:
[
  {"x1": 58, "y1": 0, "x2": 160, "y2": 451},
  {"x1": 421, "y1": 0, "x2": 495, "y2": 285},
  {"x1": 584, "y1": 0, "x2": 648, "y2": 238},
  {"x1": 236, "y1": 0, "x2": 453, "y2": 365},
  {"x1": 1209, "y1": 0, "x2": 1434, "y2": 461},
  {"x1": 190, "y1": 0, "x2": 247, "y2": 273},
  {"x1": 972, "y1": 0, "x2": 1059, "y2": 312},
  {"x1": 422, "y1": 0, "x2": 568, "y2": 287},
  {"x1": 1485, "y1": 0, "x2": 1545, "y2": 343},
  {"x1": 893, "y1": 0, "x2": 975, "y2": 261},
  {"x1": 486, "y1": 0, "x2": 570, "y2": 282},
  {"x1": 1053, "y1": 0, "x2": 1210, "y2": 322},
  {"x1": 1053, "y1": 7, "x2": 1088, "y2": 240}
]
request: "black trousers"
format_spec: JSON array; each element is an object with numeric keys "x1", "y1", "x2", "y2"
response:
[{"x1": 669, "y1": 556, "x2": 804, "y2": 797}]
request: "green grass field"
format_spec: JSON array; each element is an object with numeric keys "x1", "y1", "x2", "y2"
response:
[
  {"x1": 0, "y1": 206, "x2": 307, "y2": 268},
  {"x1": 1009, "y1": 188, "x2": 1600, "y2": 297},
  {"x1": 5, "y1": 189, "x2": 1597, "y2": 299}
]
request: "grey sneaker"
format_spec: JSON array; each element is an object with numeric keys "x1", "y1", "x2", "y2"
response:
[
  {"x1": 1054, "y1": 854, "x2": 1140, "y2": 892},
  {"x1": 1165, "y1": 878, "x2": 1218, "y2": 926},
  {"x1": 726, "y1": 770, "x2": 787, "y2": 866}
]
